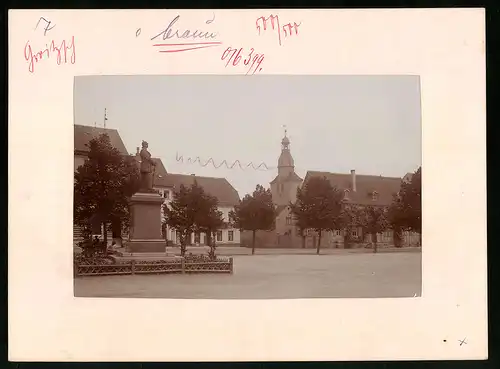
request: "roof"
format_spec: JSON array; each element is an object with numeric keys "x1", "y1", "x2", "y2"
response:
[
  {"x1": 74, "y1": 125, "x2": 128, "y2": 155},
  {"x1": 304, "y1": 171, "x2": 402, "y2": 206},
  {"x1": 270, "y1": 171, "x2": 303, "y2": 184},
  {"x1": 152, "y1": 158, "x2": 168, "y2": 177},
  {"x1": 154, "y1": 172, "x2": 240, "y2": 207}
]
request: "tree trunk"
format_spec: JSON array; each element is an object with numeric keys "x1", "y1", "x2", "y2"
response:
[
  {"x1": 302, "y1": 235, "x2": 306, "y2": 249},
  {"x1": 372, "y1": 233, "x2": 378, "y2": 253},
  {"x1": 208, "y1": 231, "x2": 216, "y2": 260},
  {"x1": 180, "y1": 231, "x2": 187, "y2": 257},
  {"x1": 102, "y1": 222, "x2": 108, "y2": 246},
  {"x1": 394, "y1": 227, "x2": 402, "y2": 248},
  {"x1": 316, "y1": 229, "x2": 322, "y2": 255},
  {"x1": 252, "y1": 230, "x2": 256, "y2": 255}
]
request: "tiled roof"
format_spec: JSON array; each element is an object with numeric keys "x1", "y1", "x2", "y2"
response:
[
  {"x1": 270, "y1": 171, "x2": 303, "y2": 184},
  {"x1": 304, "y1": 171, "x2": 402, "y2": 206},
  {"x1": 155, "y1": 172, "x2": 240, "y2": 207},
  {"x1": 74, "y1": 125, "x2": 128, "y2": 155}
]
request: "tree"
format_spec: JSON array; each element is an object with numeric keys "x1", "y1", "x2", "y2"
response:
[
  {"x1": 358, "y1": 206, "x2": 389, "y2": 253},
  {"x1": 388, "y1": 167, "x2": 422, "y2": 246},
  {"x1": 339, "y1": 205, "x2": 363, "y2": 248},
  {"x1": 195, "y1": 192, "x2": 224, "y2": 260},
  {"x1": 164, "y1": 181, "x2": 225, "y2": 258},
  {"x1": 163, "y1": 184, "x2": 197, "y2": 257},
  {"x1": 292, "y1": 176, "x2": 342, "y2": 254},
  {"x1": 387, "y1": 194, "x2": 405, "y2": 247},
  {"x1": 74, "y1": 134, "x2": 140, "y2": 245},
  {"x1": 229, "y1": 184, "x2": 275, "y2": 255}
]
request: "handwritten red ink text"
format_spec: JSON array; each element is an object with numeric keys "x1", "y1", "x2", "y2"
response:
[
  {"x1": 24, "y1": 36, "x2": 76, "y2": 73},
  {"x1": 221, "y1": 47, "x2": 264, "y2": 75},
  {"x1": 256, "y1": 14, "x2": 300, "y2": 46},
  {"x1": 151, "y1": 15, "x2": 220, "y2": 53}
]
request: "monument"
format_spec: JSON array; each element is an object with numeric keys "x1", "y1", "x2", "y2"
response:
[{"x1": 126, "y1": 141, "x2": 166, "y2": 253}]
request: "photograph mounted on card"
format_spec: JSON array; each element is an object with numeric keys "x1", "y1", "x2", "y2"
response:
[{"x1": 8, "y1": 9, "x2": 486, "y2": 362}]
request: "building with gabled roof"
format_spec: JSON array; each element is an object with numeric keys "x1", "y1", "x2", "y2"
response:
[
  {"x1": 242, "y1": 131, "x2": 419, "y2": 249},
  {"x1": 74, "y1": 124, "x2": 241, "y2": 246}
]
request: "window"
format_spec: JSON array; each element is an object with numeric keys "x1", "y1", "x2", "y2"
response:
[
  {"x1": 286, "y1": 215, "x2": 293, "y2": 225},
  {"x1": 194, "y1": 232, "x2": 200, "y2": 244},
  {"x1": 217, "y1": 231, "x2": 222, "y2": 242},
  {"x1": 228, "y1": 231, "x2": 234, "y2": 242},
  {"x1": 296, "y1": 228, "x2": 302, "y2": 236},
  {"x1": 371, "y1": 191, "x2": 379, "y2": 201},
  {"x1": 334, "y1": 230, "x2": 341, "y2": 236},
  {"x1": 351, "y1": 230, "x2": 358, "y2": 237},
  {"x1": 307, "y1": 229, "x2": 312, "y2": 236}
]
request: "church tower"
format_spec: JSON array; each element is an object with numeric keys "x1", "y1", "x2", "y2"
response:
[{"x1": 270, "y1": 130, "x2": 303, "y2": 206}]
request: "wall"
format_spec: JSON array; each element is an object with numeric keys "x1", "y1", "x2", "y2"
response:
[
  {"x1": 271, "y1": 179, "x2": 301, "y2": 207},
  {"x1": 74, "y1": 155, "x2": 86, "y2": 171}
]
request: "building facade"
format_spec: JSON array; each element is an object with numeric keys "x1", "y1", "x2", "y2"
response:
[{"x1": 242, "y1": 132, "x2": 420, "y2": 249}]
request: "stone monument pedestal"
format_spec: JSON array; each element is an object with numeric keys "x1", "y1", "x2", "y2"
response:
[{"x1": 126, "y1": 192, "x2": 166, "y2": 253}]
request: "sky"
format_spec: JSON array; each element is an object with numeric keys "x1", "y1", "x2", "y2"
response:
[{"x1": 74, "y1": 75, "x2": 421, "y2": 198}]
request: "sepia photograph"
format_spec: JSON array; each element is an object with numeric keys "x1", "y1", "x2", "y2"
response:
[{"x1": 73, "y1": 75, "x2": 422, "y2": 299}]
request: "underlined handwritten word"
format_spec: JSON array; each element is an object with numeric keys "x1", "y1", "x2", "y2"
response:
[
  {"x1": 35, "y1": 17, "x2": 56, "y2": 35},
  {"x1": 256, "y1": 14, "x2": 301, "y2": 46},
  {"x1": 24, "y1": 36, "x2": 76, "y2": 73},
  {"x1": 151, "y1": 15, "x2": 219, "y2": 53},
  {"x1": 221, "y1": 47, "x2": 264, "y2": 75}
]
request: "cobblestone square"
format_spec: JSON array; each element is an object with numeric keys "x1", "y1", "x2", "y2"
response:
[{"x1": 74, "y1": 251, "x2": 421, "y2": 299}]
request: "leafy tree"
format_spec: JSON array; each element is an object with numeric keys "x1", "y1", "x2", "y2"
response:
[
  {"x1": 163, "y1": 184, "x2": 197, "y2": 257},
  {"x1": 339, "y1": 205, "x2": 363, "y2": 248},
  {"x1": 229, "y1": 184, "x2": 275, "y2": 255},
  {"x1": 194, "y1": 192, "x2": 224, "y2": 260},
  {"x1": 74, "y1": 134, "x2": 140, "y2": 245},
  {"x1": 292, "y1": 176, "x2": 342, "y2": 254},
  {"x1": 388, "y1": 166, "x2": 422, "y2": 246},
  {"x1": 358, "y1": 206, "x2": 389, "y2": 253},
  {"x1": 164, "y1": 181, "x2": 225, "y2": 258},
  {"x1": 387, "y1": 194, "x2": 405, "y2": 247}
]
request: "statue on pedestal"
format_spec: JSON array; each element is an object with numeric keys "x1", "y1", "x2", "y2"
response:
[{"x1": 139, "y1": 140, "x2": 156, "y2": 192}]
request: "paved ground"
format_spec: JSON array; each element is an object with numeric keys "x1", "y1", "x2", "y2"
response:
[{"x1": 74, "y1": 251, "x2": 421, "y2": 299}]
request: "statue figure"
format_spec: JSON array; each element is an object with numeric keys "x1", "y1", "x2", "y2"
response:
[{"x1": 139, "y1": 140, "x2": 156, "y2": 191}]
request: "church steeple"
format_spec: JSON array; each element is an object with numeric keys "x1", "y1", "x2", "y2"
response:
[
  {"x1": 270, "y1": 128, "x2": 303, "y2": 206},
  {"x1": 278, "y1": 128, "x2": 294, "y2": 176}
]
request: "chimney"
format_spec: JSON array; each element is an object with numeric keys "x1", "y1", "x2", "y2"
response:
[
  {"x1": 136, "y1": 147, "x2": 140, "y2": 155},
  {"x1": 350, "y1": 169, "x2": 356, "y2": 192}
]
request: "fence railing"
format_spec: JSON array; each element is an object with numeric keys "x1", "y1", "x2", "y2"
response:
[{"x1": 75, "y1": 257, "x2": 233, "y2": 277}]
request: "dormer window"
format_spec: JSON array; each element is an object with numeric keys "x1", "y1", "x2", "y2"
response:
[{"x1": 343, "y1": 189, "x2": 350, "y2": 199}]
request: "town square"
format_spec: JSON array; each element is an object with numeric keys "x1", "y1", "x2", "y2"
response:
[{"x1": 73, "y1": 75, "x2": 422, "y2": 299}]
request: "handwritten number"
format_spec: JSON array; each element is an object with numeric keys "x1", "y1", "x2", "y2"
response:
[
  {"x1": 35, "y1": 17, "x2": 56, "y2": 36},
  {"x1": 221, "y1": 47, "x2": 231, "y2": 61},
  {"x1": 221, "y1": 46, "x2": 264, "y2": 75},
  {"x1": 233, "y1": 48, "x2": 243, "y2": 66},
  {"x1": 243, "y1": 48, "x2": 254, "y2": 65},
  {"x1": 136, "y1": 28, "x2": 142, "y2": 37}
]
